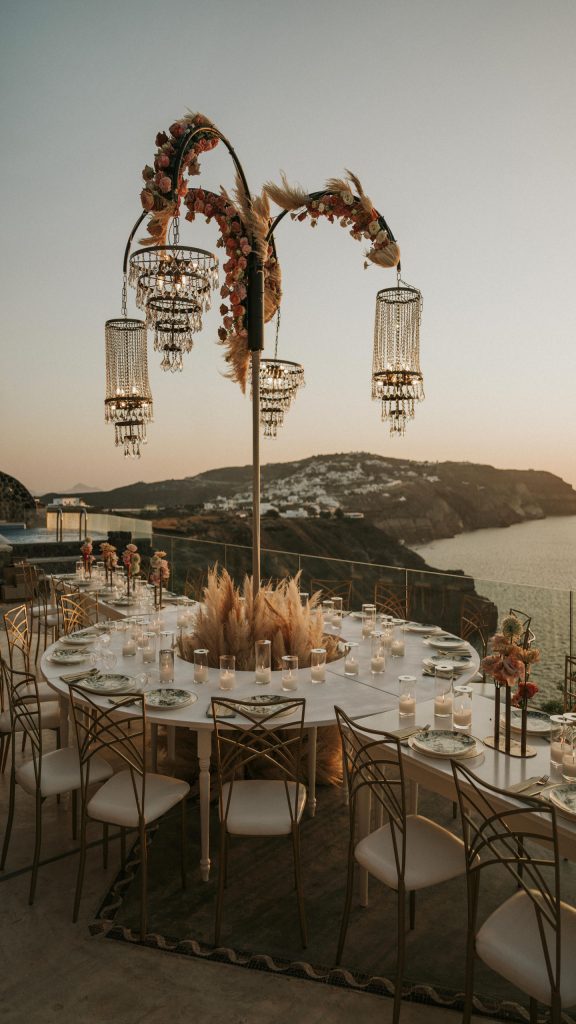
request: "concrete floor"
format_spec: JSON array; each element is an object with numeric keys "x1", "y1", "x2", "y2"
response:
[{"x1": 0, "y1": 613, "x2": 497, "y2": 1024}]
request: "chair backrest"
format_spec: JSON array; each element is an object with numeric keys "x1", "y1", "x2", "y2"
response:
[
  {"x1": 4, "y1": 604, "x2": 31, "y2": 672},
  {"x1": 373, "y1": 581, "x2": 409, "y2": 619},
  {"x1": 211, "y1": 696, "x2": 306, "y2": 828},
  {"x1": 460, "y1": 595, "x2": 495, "y2": 656},
  {"x1": 335, "y1": 705, "x2": 408, "y2": 881},
  {"x1": 564, "y1": 655, "x2": 576, "y2": 713},
  {"x1": 451, "y1": 760, "x2": 562, "y2": 996},
  {"x1": 184, "y1": 568, "x2": 208, "y2": 601},
  {"x1": 309, "y1": 579, "x2": 353, "y2": 610},
  {"x1": 60, "y1": 593, "x2": 99, "y2": 634},
  {"x1": 3, "y1": 660, "x2": 43, "y2": 782},
  {"x1": 68, "y1": 686, "x2": 144, "y2": 813}
]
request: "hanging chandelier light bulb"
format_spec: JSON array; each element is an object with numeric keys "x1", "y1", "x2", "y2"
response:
[
  {"x1": 104, "y1": 314, "x2": 153, "y2": 457},
  {"x1": 256, "y1": 311, "x2": 305, "y2": 437},
  {"x1": 371, "y1": 278, "x2": 424, "y2": 436}
]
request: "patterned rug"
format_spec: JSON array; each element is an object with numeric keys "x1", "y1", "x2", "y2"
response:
[{"x1": 93, "y1": 785, "x2": 576, "y2": 1023}]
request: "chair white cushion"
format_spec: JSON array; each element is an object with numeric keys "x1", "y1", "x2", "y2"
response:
[
  {"x1": 221, "y1": 779, "x2": 307, "y2": 836},
  {"x1": 16, "y1": 746, "x2": 113, "y2": 798},
  {"x1": 355, "y1": 814, "x2": 466, "y2": 891},
  {"x1": 31, "y1": 605, "x2": 58, "y2": 623},
  {"x1": 0, "y1": 701, "x2": 61, "y2": 734},
  {"x1": 86, "y1": 770, "x2": 189, "y2": 828},
  {"x1": 476, "y1": 889, "x2": 576, "y2": 1007}
]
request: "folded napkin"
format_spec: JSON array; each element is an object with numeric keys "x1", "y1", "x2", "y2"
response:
[
  {"x1": 388, "y1": 724, "x2": 428, "y2": 741},
  {"x1": 59, "y1": 668, "x2": 98, "y2": 684},
  {"x1": 507, "y1": 776, "x2": 547, "y2": 797}
]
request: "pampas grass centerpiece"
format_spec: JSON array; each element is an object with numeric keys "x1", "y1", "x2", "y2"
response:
[{"x1": 177, "y1": 567, "x2": 341, "y2": 670}]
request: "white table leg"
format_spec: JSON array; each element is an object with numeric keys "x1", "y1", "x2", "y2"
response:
[
  {"x1": 307, "y1": 727, "x2": 317, "y2": 816},
  {"x1": 197, "y1": 729, "x2": 212, "y2": 882}
]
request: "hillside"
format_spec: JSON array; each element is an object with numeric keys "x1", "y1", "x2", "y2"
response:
[{"x1": 40, "y1": 453, "x2": 576, "y2": 546}]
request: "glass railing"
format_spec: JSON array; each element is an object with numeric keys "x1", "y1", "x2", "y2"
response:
[{"x1": 149, "y1": 529, "x2": 573, "y2": 713}]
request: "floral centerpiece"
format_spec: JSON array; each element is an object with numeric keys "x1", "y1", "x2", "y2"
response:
[
  {"x1": 482, "y1": 613, "x2": 540, "y2": 756},
  {"x1": 80, "y1": 538, "x2": 94, "y2": 577},
  {"x1": 122, "y1": 543, "x2": 141, "y2": 597},
  {"x1": 149, "y1": 550, "x2": 170, "y2": 609},
  {"x1": 99, "y1": 542, "x2": 118, "y2": 585}
]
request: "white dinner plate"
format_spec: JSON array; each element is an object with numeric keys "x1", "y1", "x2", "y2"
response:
[
  {"x1": 426, "y1": 636, "x2": 469, "y2": 652},
  {"x1": 59, "y1": 635, "x2": 96, "y2": 647},
  {"x1": 145, "y1": 688, "x2": 197, "y2": 709},
  {"x1": 78, "y1": 673, "x2": 135, "y2": 694},
  {"x1": 49, "y1": 649, "x2": 89, "y2": 664},
  {"x1": 409, "y1": 729, "x2": 482, "y2": 759},
  {"x1": 404, "y1": 623, "x2": 442, "y2": 634},
  {"x1": 422, "y1": 656, "x2": 471, "y2": 674},
  {"x1": 549, "y1": 784, "x2": 576, "y2": 818}
]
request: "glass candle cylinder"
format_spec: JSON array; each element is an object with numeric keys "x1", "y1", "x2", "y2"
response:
[
  {"x1": 398, "y1": 675, "x2": 417, "y2": 717},
  {"x1": 453, "y1": 685, "x2": 473, "y2": 730},
  {"x1": 310, "y1": 647, "x2": 327, "y2": 684},
  {"x1": 75, "y1": 560, "x2": 84, "y2": 578},
  {"x1": 370, "y1": 633, "x2": 386, "y2": 675},
  {"x1": 550, "y1": 715, "x2": 567, "y2": 767},
  {"x1": 159, "y1": 630, "x2": 174, "y2": 651},
  {"x1": 176, "y1": 597, "x2": 188, "y2": 629},
  {"x1": 219, "y1": 654, "x2": 236, "y2": 691},
  {"x1": 122, "y1": 637, "x2": 137, "y2": 657},
  {"x1": 322, "y1": 600, "x2": 335, "y2": 631},
  {"x1": 193, "y1": 648, "x2": 209, "y2": 685},
  {"x1": 159, "y1": 648, "x2": 175, "y2": 684},
  {"x1": 255, "y1": 639, "x2": 272, "y2": 685},
  {"x1": 361, "y1": 604, "x2": 377, "y2": 639},
  {"x1": 142, "y1": 631, "x2": 156, "y2": 664},
  {"x1": 382, "y1": 627, "x2": 393, "y2": 653},
  {"x1": 390, "y1": 637, "x2": 405, "y2": 658},
  {"x1": 331, "y1": 596, "x2": 343, "y2": 622},
  {"x1": 434, "y1": 677, "x2": 453, "y2": 717},
  {"x1": 344, "y1": 642, "x2": 359, "y2": 678},
  {"x1": 281, "y1": 655, "x2": 298, "y2": 692}
]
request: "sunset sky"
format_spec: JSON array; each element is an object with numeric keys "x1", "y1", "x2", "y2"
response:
[{"x1": 1, "y1": 0, "x2": 575, "y2": 496}]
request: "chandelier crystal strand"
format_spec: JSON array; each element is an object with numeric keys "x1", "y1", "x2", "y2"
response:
[
  {"x1": 128, "y1": 237, "x2": 218, "y2": 371},
  {"x1": 371, "y1": 281, "x2": 424, "y2": 436},
  {"x1": 257, "y1": 310, "x2": 305, "y2": 437},
  {"x1": 105, "y1": 314, "x2": 153, "y2": 457}
]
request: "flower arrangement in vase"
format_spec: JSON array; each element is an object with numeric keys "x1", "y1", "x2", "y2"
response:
[
  {"x1": 149, "y1": 550, "x2": 170, "y2": 609},
  {"x1": 482, "y1": 613, "x2": 540, "y2": 757},
  {"x1": 99, "y1": 542, "x2": 118, "y2": 586},
  {"x1": 80, "y1": 538, "x2": 94, "y2": 577},
  {"x1": 122, "y1": 543, "x2": 141, "y2": 597}
]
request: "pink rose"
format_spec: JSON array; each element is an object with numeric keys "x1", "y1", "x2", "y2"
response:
[
  {"x1": 159, "y1": 176, "x2": 172, "y2": 193},
  {"x1": 237, "y1": 256, "x2": 247, "y2": 270},
  {"x1": 236, "y1": 283, "x2": 247, "y2": 299},
  {"x1": 193, "y1": 199, "x2": 205, "y2": 212},
  {"x1": 157, "y1": 153, "x2": 170, "y2": 169},
  {"x1": 223, "y1": 316, "x2": 233, "y2": 330},
  {"x1": 204, "y1": 203, "x2": 213, "y2": 216},
  {"x1": 169, "y1": 121, "x2": 184, "y2": 138}
]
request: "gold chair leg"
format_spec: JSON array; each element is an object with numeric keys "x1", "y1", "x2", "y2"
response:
[
  {"x1": 335, "y1": 838, "x2": 355, "y2": 964},
  {"x1": 393, "y1": 885, "x2": 406, "y2": 1024},
  {"x1": 73, "y1": 813, "x2": 88, "y2": 923},
  {"x1": 29, "y1": 793, "x2": 44, "y2": 905},
  {"x1": 409, "y1": 890, "x2": 416, "y2": 930},
  {"x1": 1, "y1": 733, "x2": 11, "y2": 773},
  {"x1": 214, "y1": 822, "x2": 228, "y2": 946},
  {"x1": 1, "y1": 765, "x2": 16, "y2": 869},
  {"x1": 180, "y1": 799, "x2": 187, "y2": 890},
  {"x1": 139, "y1": 822, "x2": 148, "y2": 941},
  {"x1": 291, "y1": 825, "x2": 307, "y2": 948}
]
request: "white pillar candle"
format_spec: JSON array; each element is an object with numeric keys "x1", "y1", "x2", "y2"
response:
[
  {"x1": 194, "y1": 664, "x2": 209, "y2": 684},
  {"x1": 453, "y1": 707, "x2": 472, "y2": 728},
  {"x1": 434, "y1": 694, "x2": 453, "y2": 717},
  {"x1": 142, "y1": 647, "x2": 155, "y2": 664},
  {"x1": 310, "y1": 665, "x2": 326, "y2": 683},
  {"x1": 344, "y1": 656, "x2": 359, "y2": 677},
  {"x1": 399, "y1": 696, "x2": 416, "y2": 716},
  {"x1": 255, "y1": 667, "x2": 271, "y2": 684},
  {"x1": 550, "y1": 740, "x2": 565, "y2": 766},
  {"x1": 219, "y1": 670, "x2": 235, "y2": 691},
  {"x1": 391, "y1": 639, "x2": 405, "y2": 658},
  {"x1": 370, "y1": 655, "x2": 385, "y2": 674},
  {"x1": 282, "y1": 672, "x2": 298, "y2": 692},
  {"x1": 160, "y1": 663, "x2": 173, "y2": 683},
  {"x1": 122, "y1": 639, "x2": 137, "y2": 657},
  {"x1": 562, "y1": 752, "x2": 576, "y2": 779}
]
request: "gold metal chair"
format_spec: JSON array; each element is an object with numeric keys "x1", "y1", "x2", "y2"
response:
[
  {"x1": 68, "y1": 687, "x2": 189, "y2": 939},
  {"x1": 509, "y1": 607, "x2": 536, "y2": 647},
  {"x1": 452, "y1": 760, "x2": 576, "y2": 1024},
  {"x1": 4, "y1": 603, "x2": 32, "y2": 673},
  {"x1": 564, "y1": 655, "x2": 576, "y2": 712},
  {"x1": 211, "y1": 695, "x2": 307, "y2": 947},
  {"x1": 373, "y1": 580, "x2": 410, "y2": 619},
  {"x1": 60, "y1": 593, "x2": 99, "y2": 634},
  {"x1": 335, "y1": 707, "x2": 467, "y2": 1024},
  {"x1": 460, "y1": 594, "x2": 496, "y2": 660},
  {"x1": 183, "y1": 567, "x2": 208, "y2": 601},
  {"x1": 0, "y1": 662, "x2": 108, "y2": 903},
  {"x1": 309, "y1": 578, "x2": 353, "y2": 610}
]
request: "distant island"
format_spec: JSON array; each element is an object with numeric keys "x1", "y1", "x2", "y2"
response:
[{"x1": 41, "y1": 453, "x2": 576, "y2": 547}]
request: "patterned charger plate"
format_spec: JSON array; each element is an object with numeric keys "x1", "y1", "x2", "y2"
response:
[
  {"x1": 59, "y1": 635, "x2": 96, "y2": 647},
  {"x1": 49, "y1": 649, "x2": 89, "y2": 664},
  {"x1": 404, "y1": 623, "x2": 442, "y2": 634},
  {"x1": 145, "y1": 688, "x2": 198, "y2": 709},
  {"x1": 78, "y1": 673, "x2": 135, "y2": 694},
  {"x1": 235, "y1": 695, "x2": 299, "y2": 719},
  {"x1": 426, "y1": 636, "x2": 468, "y2": 651},
  {"x1": 500, "y1": 709, "x2": 552, "y2": 735},
  {"x1": 409, "y1": 729, "x2": 482, "y2": 759}
]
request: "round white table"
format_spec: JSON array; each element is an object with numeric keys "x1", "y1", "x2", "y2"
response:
[{"x1": 41, "y1": 609, "x2": 481, "y2": 880}]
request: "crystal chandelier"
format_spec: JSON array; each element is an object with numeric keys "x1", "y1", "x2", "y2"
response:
[
  {"x1": 372, "y1": 280, "x2": 424, "y2": 436},
  {"x1": 128, "y1": 220, "x2": 218, "y2": 372},
  {"x1": 104, "y1": 316, "x2": 153, "y2": 457},
  {"x1": 255, "y1": 313, "x2": 305, "y2": 437}
]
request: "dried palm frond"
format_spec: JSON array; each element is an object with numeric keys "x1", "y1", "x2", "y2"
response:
[
  {"x1": 220, "y1": 331, "x2": 250, "y2": 392},
  {"x1": 263, "y1": 173, "x2": 310, "y2": 212},
  {"x1": 325, "y1": 176, "x2": 351, "y2": 196},
  {"x1": 139, "y1": 206, "x2": 175, "y2": 247},
  {"x1": 178, "y1": 567, "x2": 341, "y2": 670},
  {"x1": 345, "y1": 169, "x2": 374, "y2": 213},
  {"x1": 366, "y1": 241, "x2": 401, "y2": 268}
]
